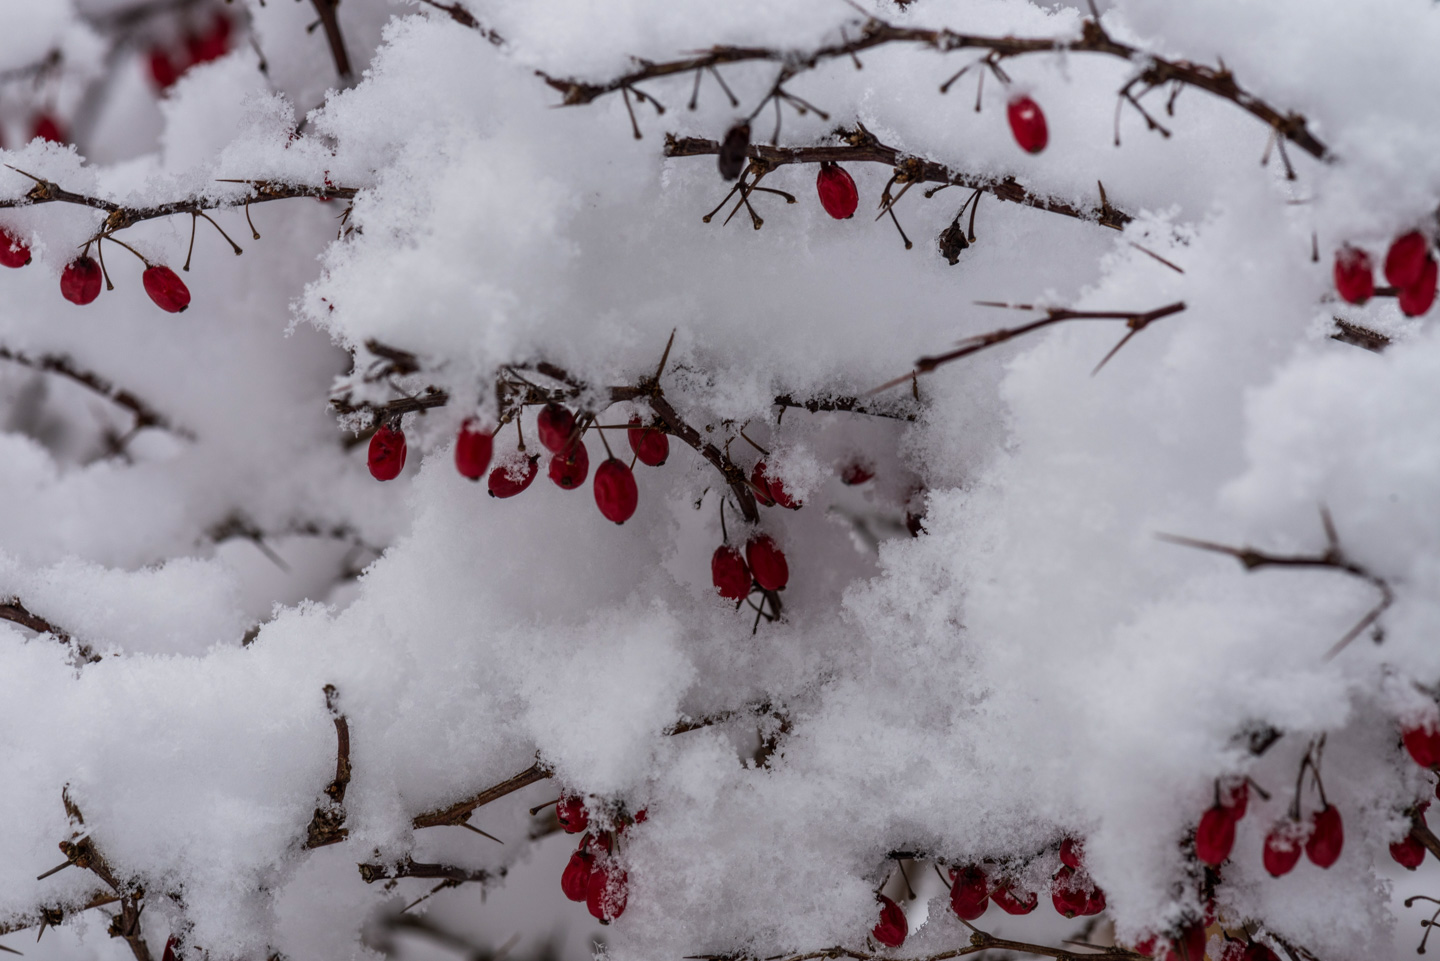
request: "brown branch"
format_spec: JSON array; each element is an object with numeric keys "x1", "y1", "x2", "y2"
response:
[
  {"x1": 688, "y1": 925, "x2": 1149, "y2": 961},
  {"x1": 0, "y1": 890, "x2": 118, "y2": 938},
  {"x1": 0, "y1": 345, "x2": 192, "y2": 439},
  {"x1": 870, "y1": 300, "x2": 1186, "y2": 394},
  {"x1": 412, "y1": 761, "x2": 552, "y2": 830},
  {"x1": 305, "y1": 685, "x2": 351, "y2": 848},
  {"x1": 414, "y1": 0, "x2": 504, "y2": 44},
  {"x1": 534, "y1": 14, "x2": 1326, "y2": 161},
  {"x1": 0, "y1": 598, "x2": 100, "y2": 664},
  {"x1": 666, "y1": 128, "x2": 1132, "y2": 231},
  {"x1": 1330, "y1": 318, "x2": 1390, "y2": 354},
  {"x1": 1158, "y1": 507, "x2": 1394, "y2": 660},
  {"x1": 38, "y1": 832, "x2": 152, "y2": 961},
  {"x1": 358, "y1": 857, "x2": 497, "y2": 885},
  {"x1": 1412, "y1": 817, "x2": 1440, "y2": 863},
  {"x1": 308, "y1": 0, "x2": 353, "y2": 81}
]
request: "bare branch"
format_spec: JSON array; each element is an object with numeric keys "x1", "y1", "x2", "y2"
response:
[{"x1": 0, "y1": 345, "x2": 192, "y2": 440}]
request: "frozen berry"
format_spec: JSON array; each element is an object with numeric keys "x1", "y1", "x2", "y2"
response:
[
  {"x1": 1220, "y1": 778, "x2": 1249, "y2": 820},
  {"x1": 1391, "y1": 833, "x2": 1426, "y2": 870},
  {"x1": 1241, "y1": 943, "x2": 1280, "y2": 961},
  {"x1": 1173, "y1": 924, "x2": 1207, "y2": 961},
  {"x1": 1333, "y1": 247, "x2": 1374, "y2": 305},
  {"x1": 32, "y1": 115, "x2": 65, "y2": 144},
  {"x1": 586, "y1": 862, "x2": 628, "y2": 923},
  {"x1": 549, "y1": 442, "x2": 590, "y2": 490},
  {"x1": 1081, "y1": 884, "x2": 1106, "y2": 917},
  {"x1": 594, "y1": 458, "x2": 638, "y2": 524},
  {"x1": 1262, "y1": 822, "x2": 1302, "y2": 877},
  {"x1": 628, "y1": 416, "x2": 668, "y2": 466},
  {"x1": 454, "y1": 420, "x2": 494, "y2": 480},
  {"x1": 1403, "y1": 721, "x2": 1440, "y2": 768},
  {"x1": 0, "y1": 229, "x2": 31, "y2": 268},
  {"x1": 1385, "y1": 231, "x2": 1430, "y2": 289},
  {"x1": 561, "y1": 846, "x2": 595, "y2": 901},
  {"x1": 816, "y1": 163, "x2": 859, "y2": 220},
  {"x1": 949, "y1": 865, "x2": 988, "y2": 921},
  {"x1": 1050, "y1": 866, "x2": 1088, "y2": 918},
  {"x1": 1007, "y1": 96, "x2": 1048, "y2": 154},
  {"x1": 142, "y1": 265, "x2": 190, "y2": 312},
  {"x1": 745, "y1": 534, "x2": 789, "y2": 591},
  {"x1": 367, "y1": 424, "x2": 407, "y2": 481},
  {"x1": 872, "y1": 895, "x2": 907, "y2": 947},
  {"x1": 1059, "y1": 837, "x2": 1084, "y2": 869},
  {"x1": 149, "y1": 48, "x2": 179, "y2": 89},
  {"x1": 1305, "y1": 804, "x2": 1343, "y2": 868},
  {"x1": 711, "y1": 545, "x2": 751, "y2": 601},
  {"x1": 536, "y1": 403, "x2": 576, "y2": 453},
  {"x1": 488, "y1": 456, "x2": 539, "y2": 498},
  {"x1": 187, "y1": 11, "x2": 231, "y2": 64},
  {"x1": 61, "y1": 256, "x2": 102, "y2": 305},
  {"x1": 991, "y1": 883, "x2": 1038, "y2": 915},
  {"x1": 751, "y1": 461, "x2": 801, "y2": 509},
  {"x1": 1196, "y1": 805, "x2": 1236, "y2": 866},
  {"x1": 557, "y1": 795, "x2": 589, "y2": 834},
  {"x1": 1398, "y1": 254, "x2": 1437, "y2": 317}
]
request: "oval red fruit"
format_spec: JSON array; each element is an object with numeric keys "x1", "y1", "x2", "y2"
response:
[
  {"x1": 32, "y1": 115, "x2": 65, "y2": 144},
  {"x1": 1305, "y1": 804, "x2": 1343, "y2": 868},
  {"x1": 1174, "y1": 924, "x2": 1207, "y2": 961},
  {"x1": 142, "y1": 265, "x2": 190, "y2": 312},
  {"x1": 1399, "y1": 254, "x2": 1437, "y2": 317},
  {"x1": 1391, "y1": 834, "x2": 1426, "y2": 870},
  {"x1": 1333, "y1": 247, "x2": 1374, "y2": 305},
  {"x1": 1081, "y1": 884, "x2": 1106, "y2": 917},
  {"x1": 454, "y1": 420, "x2": 494, "y2": 480},
  {"x1": 1050, "y1": 866, "x2": 1088, "y2": 918},
  {"x1": 1196, "y1": 805, "x2": 1236, "y2": 866},
  {"x1": 991, "y1": 883, "x2": 1038, "y2": 915},
  {"x1": 872, "y1": 895, "x2": 907, "y2": 947},
  {"x1": 1220, "y1": 778, "x2": 1249, "y2": 820},
  {"x1": 488, "y1": 456, "x2": 539, "y2": 498},
  {"x1": 0, "y1": 229, "x2": 31, "y2": 268},
  {"x1": 1403, "y1": 721, "x2": 1440, "y2": 768},
  {"x1": 627, "y1": 417, "x2": 669, "y2": 466},
  {"x1": 745, "y1": 534, "x2": 789, "y2": 591},
  {"x1": 1262, "y1": 823, "x2": 1302, "y2": 877},
  {"x1": 1241, "y1": 942, "x2": 1280, "y2": 961},
  {"x1": 949, "y1": 865, "x2": 988, "y2": 921},
  {"x1": 61, "y1": 256, "x2": 103, "y2": 305},
  {"x1": 1007, "y1": 96, "x2": 1048, "y2": 154},
  {"x1": 752, "y1": 461, "x2": 801, "y2": 509},
  {"x1": 149, "y1": 48, "x2": 179, "y2": 89},
  {"x1": 536, "y1": 403, "x2": 576, "y2": 453},
  {"x1": 367, "y1": 424, "x2": 407, "y2": 481},
  {"x1": 562, "y1": 847, "x2": 595, "y2": 901},
  {"x1": 712, "y1": 545, "x2": 751, "y2": 601},
  {"x1": 557, "y1": 795, "x2": 589, "y2": 834},
  {"x1": 594, "y1": 458, "x2": 638, "y2": 524},
  {"x1": 816, "y1": 163, "x2": 859, "y2": 220},
  {"x1": 1385, "y1": 231, "x2": 1430, "y2": 288},
  {"x1": 586, "y1": 862, "x2": 628, "y2": 922},
  {"x1": 1059, "y1": 837, "x2": 1084, "y2": 869},
  {"x1": 549, "y1": 441, "x2": 590, "y2": 490}
]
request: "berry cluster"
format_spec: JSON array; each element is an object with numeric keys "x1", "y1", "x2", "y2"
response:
[
  {"x1": 555, "y1": 795, "x2": 639, "y2": 924},
  {"x1": 1333, "y1": 229, "x2": 1439, "y2": 317},
  {"x1": 0, "y1": 229, "x2": 191, "y2": 313}
]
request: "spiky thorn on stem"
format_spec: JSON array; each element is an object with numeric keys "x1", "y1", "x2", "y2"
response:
[
  {"x1": 869, "y1": 299, "x2": 1187, "y2": 395},
  {"x1": 1156, "y1": 507, "x2": 1394, "y2": 660}
]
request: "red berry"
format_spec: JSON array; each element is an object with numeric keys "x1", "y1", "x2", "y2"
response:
[
  {"x1": 1081, "y1": 884, "x2": 1107, "y2": 917},
  {"x1": 1130, "y1": 936, "x2": 1160, "y2": 958},
  {"x1": 1195, "y1": 805, "x2": 1236, "y2": 866},
  {"x1": 142, "y1": 265, "x2": 191, "y2": 312},
  {"x1": 488, "y1": 456, "x2": 539, "y2": 498},
  {"x1": 594, "y1": 458, "x2": 638, "y2": 524},
  {"x1": 187, "y1": 11, "x2": 231, "y2": 64},
  {"x1": 990, "y1": 883, "x2": 1038, "y2": 915},
  {"x1": 1385, "y1": 231, "x2": 1430, "y2": 288},
  {"x1": 1058, "y1": 837, "x2": 1084, "y2": 869},
  {"x1": 586, "y1": 862, "x2": 628, "y2": 923},
  {"x1": 32, "y1": 115, "x2": 65, "y2": 144},
  {"x1": 0, "y1": 229, "x2": 31, "y2": 268},
  {"x1": 1391, "y1": 833, "x2": 1426, "y2": 870},
  {"x1": 711, "y1": 545, "x2": 751, "y2": 601},
  {"x1": 548, "y1": 441, "x2": 590, "y2": 490},
  {"x1": 367, "y1": 424, "x2": 407, "y2": 481},
  {"x1": 1403, "y1": 721, "x2": 1440, "y2": 768},
  {"x1": 557, "y1": 795, "x2": 589, "y2": 834},
  {"x1": 149, "y1": 48, "x2": 180, "y2": 89},
  {"x1": 627, "y1": 416, "x2": 669, "y2": 466},
  {"x1": 1399, "y1": 254, "x2": 1437, "y2": 317},
  {"x1": 1172, "y1": 924, "x2": 1207, "y2": 961},
  {"x1": 1215, "y1": 939, "x2": 1246, "y2": 961},
  {"x1": 454, "y1": 420, "x2": 494, "y2": 480},
  {"x1": 1050, "y1": 866, "x2": 1088, "y2": 918},
  {"x1": 586, "y1": 830, "x2": 614, "y2": 854},
  {"x1": 61, "y1": 256, "x2": 102, "y2": 305},
  {"x1": 872, "y1": 895, "x2": 907, "y2": 947},
  {"x1": 561, "y1": 846, "x2": 595, "y2": 901},
  {"x1": 751, "y1": 461, "x2": 801, "y2": 509},
  {"x1": 162, "y1": 937, "x2": 178, "y2": 961},
  {"x1": 840, "y1": 460, "x2": 873, "y2": 486},
  {"x1": 1305, "y1": 804, "x2": 1343, "y2": 868},
  {"x1": 1333, "y1": 247, "x2": 1374, "y2": 304},
  {"x1": 1220, "y1": 778, "x2": 1249, "y2": 821},
  {"x1": 1262, "y1": 822, "x2": 1302, "y2": 877},
  {"x1": 745, "y1": 534, "x2": 789, "y2": 591},
  {"x1": 948, "y1": 865, "x2": 988, "y2": 921},
  {"x1": 816, "y1": 163, "x2": 859, "y2": 220},
  {"x1": 536, "y1": 403, "x2": 576, "y2": 453},
  {"x1": 1241, "y1": 943, "x2": 1280, "y2": 961},
  {"x1": 1007, "y1": 96, "x2": 1048, "y2": 154}
]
